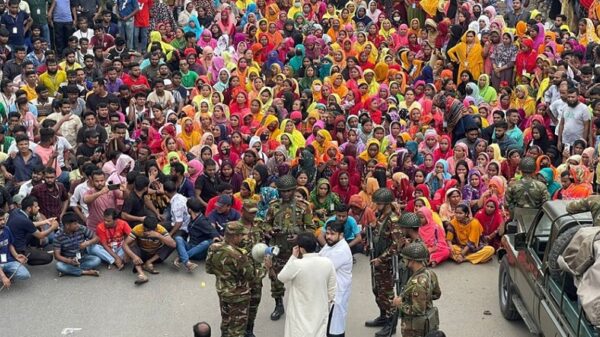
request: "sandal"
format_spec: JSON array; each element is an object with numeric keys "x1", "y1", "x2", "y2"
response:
[
  {"x1": 173, "y1": 258, "x2": 181, "y2": 269},
  {"x1": 87, "y1": 270, "x2": 100, "y2": 277},
  {"x1": 134, "y1": 274, "x2": 149, "y2": 285},
  {"x1": 142, "y1": 263, "x2": 160, "y2": 274},
  {"x1": 186, "y1": 262, "x2": 198, "y2": 272}
]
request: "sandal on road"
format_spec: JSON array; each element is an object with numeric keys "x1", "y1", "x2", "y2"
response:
[
  {"x1": 142, "y1": 263, "x2": 160, "y2": 274},
  {"x1": 173, "y1": 258, "x2": 181, "y2": 269},
  {"x1": 186, "y1": 262, "x2": 198, "y2": 272},
  {"x1": 134, "y1": 274, "x2": 149, "y2": 285}
]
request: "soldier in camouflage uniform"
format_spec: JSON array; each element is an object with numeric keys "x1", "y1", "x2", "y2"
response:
[
  {"x1": 365, "y1": 188, "x2": 405, "y2": 337},
  {"x1": 506, "y1": 157, "x2": 550, "y2": 218},
  {"x1": 566, "y1": 196, "x2": 600, "y2": 226},
  {"x1": 239, "y1": 200, "x2": 267, "y2": 337},
  {"x1": 262, "y1": 175, "x2": 315, "y2": 321},
  {"x1": 206, "y1": 221, "x2": 255, "y2": 337},
  {"x1": 393, "y1": 243, "x2": 441, "y2": 337}
]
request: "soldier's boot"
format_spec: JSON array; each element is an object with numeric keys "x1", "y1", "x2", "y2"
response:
[
  {"x1": 374, "y1": 318, "x2": 396, "y2": 337},
  {"x1": 270, "y1": 298, "x2": 285, "y2": 321},
  {"x1": 364, "y1": 310, "x2": 387, "y2": 327},
  {"x1": 244, "y1": 323, "x2": 256, "y2": 337}
]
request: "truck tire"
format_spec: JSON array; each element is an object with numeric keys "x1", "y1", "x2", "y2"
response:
[
  {"x1": 548, "y1": 225, "x2": 586, "y2": 281},
  {"x1": 499, "y1": 257, "x2": 521, "y2": 321}
]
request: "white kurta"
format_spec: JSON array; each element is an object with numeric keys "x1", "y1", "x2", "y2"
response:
[
  {"x1": 278, "y1": 253, "x2": 337, "y2": 337},
  {"x1": 319, "y1": 239, "x2": 353, "y2": 335}
]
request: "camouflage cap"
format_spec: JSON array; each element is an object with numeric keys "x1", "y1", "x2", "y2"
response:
[
  {"x1": 242, "y1": 200, "x2": 259, "y2": 213},
  {"x1": 398, "y1": 212, "x2": 421, "y2": 228},
  {"x1": 225, "y1": 221, "x2": 248, "y2": 235},
  {"x1": 519, "y1": 156, "x2": 536, "y2": 174}
]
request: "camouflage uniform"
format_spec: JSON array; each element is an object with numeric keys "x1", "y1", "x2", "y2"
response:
[
  {"x1": 566, "y1": 196, "x2": 600, "y2": 226},
  {"x1": 505, "y1": 176, "x2": 549, "y2": 218},
  {"x1": 262, "y1": 198, "x2": 314, "y2": 299},
  {"x1": 399, "y1": 268, "x2": 442, "y2": 337},
  {"x1": 240, "y1": 216, "x2": 269, "y2": 333},
  {"x1": 206, "y1": 231, "x2": 255, "y2": 337},
  {"x1": 372, "y1": 211, "x2": 405, "y2": 318},
  {"x1": 506, "y1": 157, "x2": 550, "y2": 218}
]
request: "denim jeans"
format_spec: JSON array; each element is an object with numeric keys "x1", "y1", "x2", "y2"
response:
[
  {"x1": 40, "y1": 24, "x2": 51, "y2": 48},
  {"x1": 175, "y1": 237, "x2": 211, "y2": 264},
  {"x1": 119, "y1": 18, "x2": 135, "y2": 50},
  {"x1": 87, "y1": 244, "x2": 124, "y2": 265},
  {"x1": 133, "y1": 26, "x2": 148, "y2": 51},
  {"x1": 1, "y1": 261, "x2": 31, "y2": 280},
  {"x1": 56, "y1": 255, "x2": 101, "y2": 276}
]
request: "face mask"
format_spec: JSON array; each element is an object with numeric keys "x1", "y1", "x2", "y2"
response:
[
  {"x1": 260, "y1": 134, "x2": 268, "y2": 141},
  {"x1": 294, "y1": 2, "x2": 301, "y2": 7},
  {"x1": 394, "y1": 16, "x2": 401, "y2": 22},
  {"x1": 185, "y1": 125, "x2": 193, "y2": 132},
  {"x1": 221, "y1": 148, "x2": 230, "y2": 155}
]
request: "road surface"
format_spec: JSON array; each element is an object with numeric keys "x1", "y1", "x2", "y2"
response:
[{"x1": 1, "y1": 253, "x2": 530, "y2": 337}]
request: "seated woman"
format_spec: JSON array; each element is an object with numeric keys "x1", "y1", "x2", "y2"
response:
[
  {"x1": 474, "y1": 196, "x2": 505, "y2": 250},
  {"x1": 557, "y1": 166, "x2": 593, "y2": 200},
  {"x1": 446, "y1": 204, "x2": 495, "y2": 264},
  {"x1": 310, "y1": 178, "x2": 342, "y2": 221},
  {"x1": 417, "y1": 206, "x2": 451, "y2": 267}
]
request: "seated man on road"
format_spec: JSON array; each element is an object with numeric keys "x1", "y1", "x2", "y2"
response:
[
  {"x1": 0, "y1": 210, "x2": 31, "y2": 288},
  {"x1": 95, "y1": 208, "x2": 131, "y2": 270},
  {"x1": 123, "y1": 216, "x2": 176, "y2": 284},
  {"x1": 7, "y1": 196, "x2": 58, "y2": 265},
  {"x1": 207, "y1": 195, "x2": 240, "y2": 236},
  {"x1": 318, "y1": 204, "x2": 363, "y2": 255},
  {"x1": 53, "y1": 212, "x2": 102, "y2": 277},
  {"x1": 174, "y1": 199, "x2": 220, "y2": 271}
]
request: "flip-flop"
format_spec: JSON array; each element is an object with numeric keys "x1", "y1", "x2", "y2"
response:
[
  {"x1": 173, "y1": 258, "x2": 181, "y2": 269},
  {"x1": 135, "y1": 274, "x2": 149, "y2": 285},
  {"x1": 186, "y1": 262, "x2": 198, "y2": 272},
  {"x1": 142, "y1": 264, "x2": 160, "y2": 274}
]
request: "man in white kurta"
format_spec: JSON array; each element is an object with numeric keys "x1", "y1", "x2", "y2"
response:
[
  {"x1": 319, "y1": 220, "x2": 353, "y2": 337},
  {"x1": 277, "y1": 233, "x2": 337, "y2": 337}
]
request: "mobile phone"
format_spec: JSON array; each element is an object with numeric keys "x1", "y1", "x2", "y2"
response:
[{"x1": 107, "y1": 184, "x2": 120, "y2": 191}]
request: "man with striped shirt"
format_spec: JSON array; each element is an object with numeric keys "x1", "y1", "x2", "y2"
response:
[{"x1": 53, "y1": 212, "x2": 101, "y2": 277}]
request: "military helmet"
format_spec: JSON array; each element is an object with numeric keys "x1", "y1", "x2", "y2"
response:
[
  {"x1": 399, "y1": 212, "x2": 421, "y2": 228},
  {"x1": 401, "y1": 242, "x2": 430, "y2": 262},
  {"x1": 276, "y1": 175, "x2": 297, "y2": 191},
  {"x1": 372, "y1": 188, "x2": 394, "y2": 204},
  {"x1": 519, "y1": 156, "x2": 536, "y2": 174}
]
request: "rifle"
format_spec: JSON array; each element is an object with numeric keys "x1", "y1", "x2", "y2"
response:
[
  {"x1": 366, "y1": 225, "x2": 377, "y2": 295},
  {"x1": 388, "y1": 254, "x2": 405, "y2": 337}
]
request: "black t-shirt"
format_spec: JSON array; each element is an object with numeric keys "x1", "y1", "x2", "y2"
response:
[
  {"x1": 76, "y1": 143, "x2": 102, "y2": 158},
  {"x1": 0, "y1": 186, "x2": 10, "y2": 209},
  {"x1": 194, "y1": 174, "x2": 220, "y2": 209},
  {"x1": 86, "y1": 92, "x2": 117, "y2": 113},
  {"x1": 76, "y1": 125, "x2": 108, "y2": 145},
  {"x1": 7, "y1": 209, "x2": 36, "y2": 251},
  {"x1": 121, "y1": 191, "x2": 147, "y2": 227}
]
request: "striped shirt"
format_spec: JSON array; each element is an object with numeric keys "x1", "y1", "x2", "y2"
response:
[{"x1": 54, "y1": 225, "x2": 94, "y2": 258}]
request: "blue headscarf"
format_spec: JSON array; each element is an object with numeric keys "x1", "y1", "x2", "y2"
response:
[
  {"x1": 265, "y1": 51, "x2": 283, "y2": 70},
  {"x1": 240, "y1": 3, "x2": 262, "y2": 27},
  {"x1": 406, "y1": 141, "x2": 424, "y2": 165},
  {"x1": 257, "y1": 187, "x2": 279, "y2": 219},
  {"x1": 183, "y1": 15, "x2": 203, "y2": 40}
]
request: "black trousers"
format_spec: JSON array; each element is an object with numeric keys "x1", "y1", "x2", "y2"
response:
[
  {"x1": 53, "y1": 22, "x2": 73, "y2": 52},
  {"x1": 20, "y1": 247, "x2": 53, "y2": 266}
]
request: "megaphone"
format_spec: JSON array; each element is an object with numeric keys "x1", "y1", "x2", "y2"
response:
[{"x1": 251, "y1": 243, "x2": 280, "y2": 262}]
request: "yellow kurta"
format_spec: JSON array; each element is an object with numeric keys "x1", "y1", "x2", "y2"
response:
[{"x1": 447, "y1": 31, "x2": 484, "y2": 84}]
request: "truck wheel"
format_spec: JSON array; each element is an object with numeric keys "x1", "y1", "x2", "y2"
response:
[
  {"x1": 499, "y1": 257, "x2": 521, "y2": 321},
  {"x1": 548, "y1": 225, "x2": 586, "y2": 281}
]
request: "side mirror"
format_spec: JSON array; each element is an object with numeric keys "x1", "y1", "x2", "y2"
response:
[{"x1": 514, "y1": 232, "x2": 527, "y2": 251}]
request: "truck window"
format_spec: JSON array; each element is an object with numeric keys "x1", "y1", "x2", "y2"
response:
[{"x1": 531, "y1": 214, "x2": 551, "y2": 261}]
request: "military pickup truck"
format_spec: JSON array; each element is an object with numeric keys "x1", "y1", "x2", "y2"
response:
[{"x1": 497, "y1": 201, "x2": 599, "y2": 337}]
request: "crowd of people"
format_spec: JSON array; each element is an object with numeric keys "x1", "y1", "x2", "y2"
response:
[{"x1": 0, "y1": 0, "x2": 599, "y2": 335}]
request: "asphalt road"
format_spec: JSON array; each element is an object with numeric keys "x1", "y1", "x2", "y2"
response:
[{"x1": 1, "y1": 253, "x2": 530, "y2": 337}]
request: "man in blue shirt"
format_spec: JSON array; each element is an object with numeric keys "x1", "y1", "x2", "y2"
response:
[
  {"x1": 0, "y1": 0, "x2": 32, "y2": 50},
  {"x1": 48, "y1": 0, "x2": 77, "y2": 53},
  {"x1": 115, "y1": 0, "x2": 139, "y2": 50},
  {"x1": 207, "y1": 195, "x2": 240, "y2": 236},
  {"x1": 0, "y1": 209, "x2": 31, "y2": 289},
  {"x1": 7, "y1": 195, "x2": 58, "y2": 266},
  {"x1": 319, "y1": 204, "x2": 363, "y2": 255}
]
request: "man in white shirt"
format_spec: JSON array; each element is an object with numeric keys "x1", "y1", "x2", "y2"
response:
[
  {"x1": 319, "y1": 220, "x2": 353, "y2": 337},
  {"x1": 69, "y1": 163, "x2": 96, "y2": 223},
  {"x1": 557, "y1": 87, "x2": 591, "y2": 150},
  {"x1": 276, "y1": 232, "x2": 336, "y2": 337},
  {"x1": 146, "y1": 79, "x2": 174, "y2": 110},
  {"x1": 73, "y1": 17, "x2": 94, "y2": 41}
]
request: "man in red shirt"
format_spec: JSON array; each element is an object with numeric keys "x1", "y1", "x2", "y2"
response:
[
  {"x1": 90, "y1": 25, "x2": 115, "y2": 52},
  {"x1": 95, "y1": 208, "x2": 131, "y2": 270},
  {"x1": 122, "y1": 62, "x2": 150, "y2": 94},
  {"x1": 134, "y1": 0, "x2": 151, "y2": 50}
]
